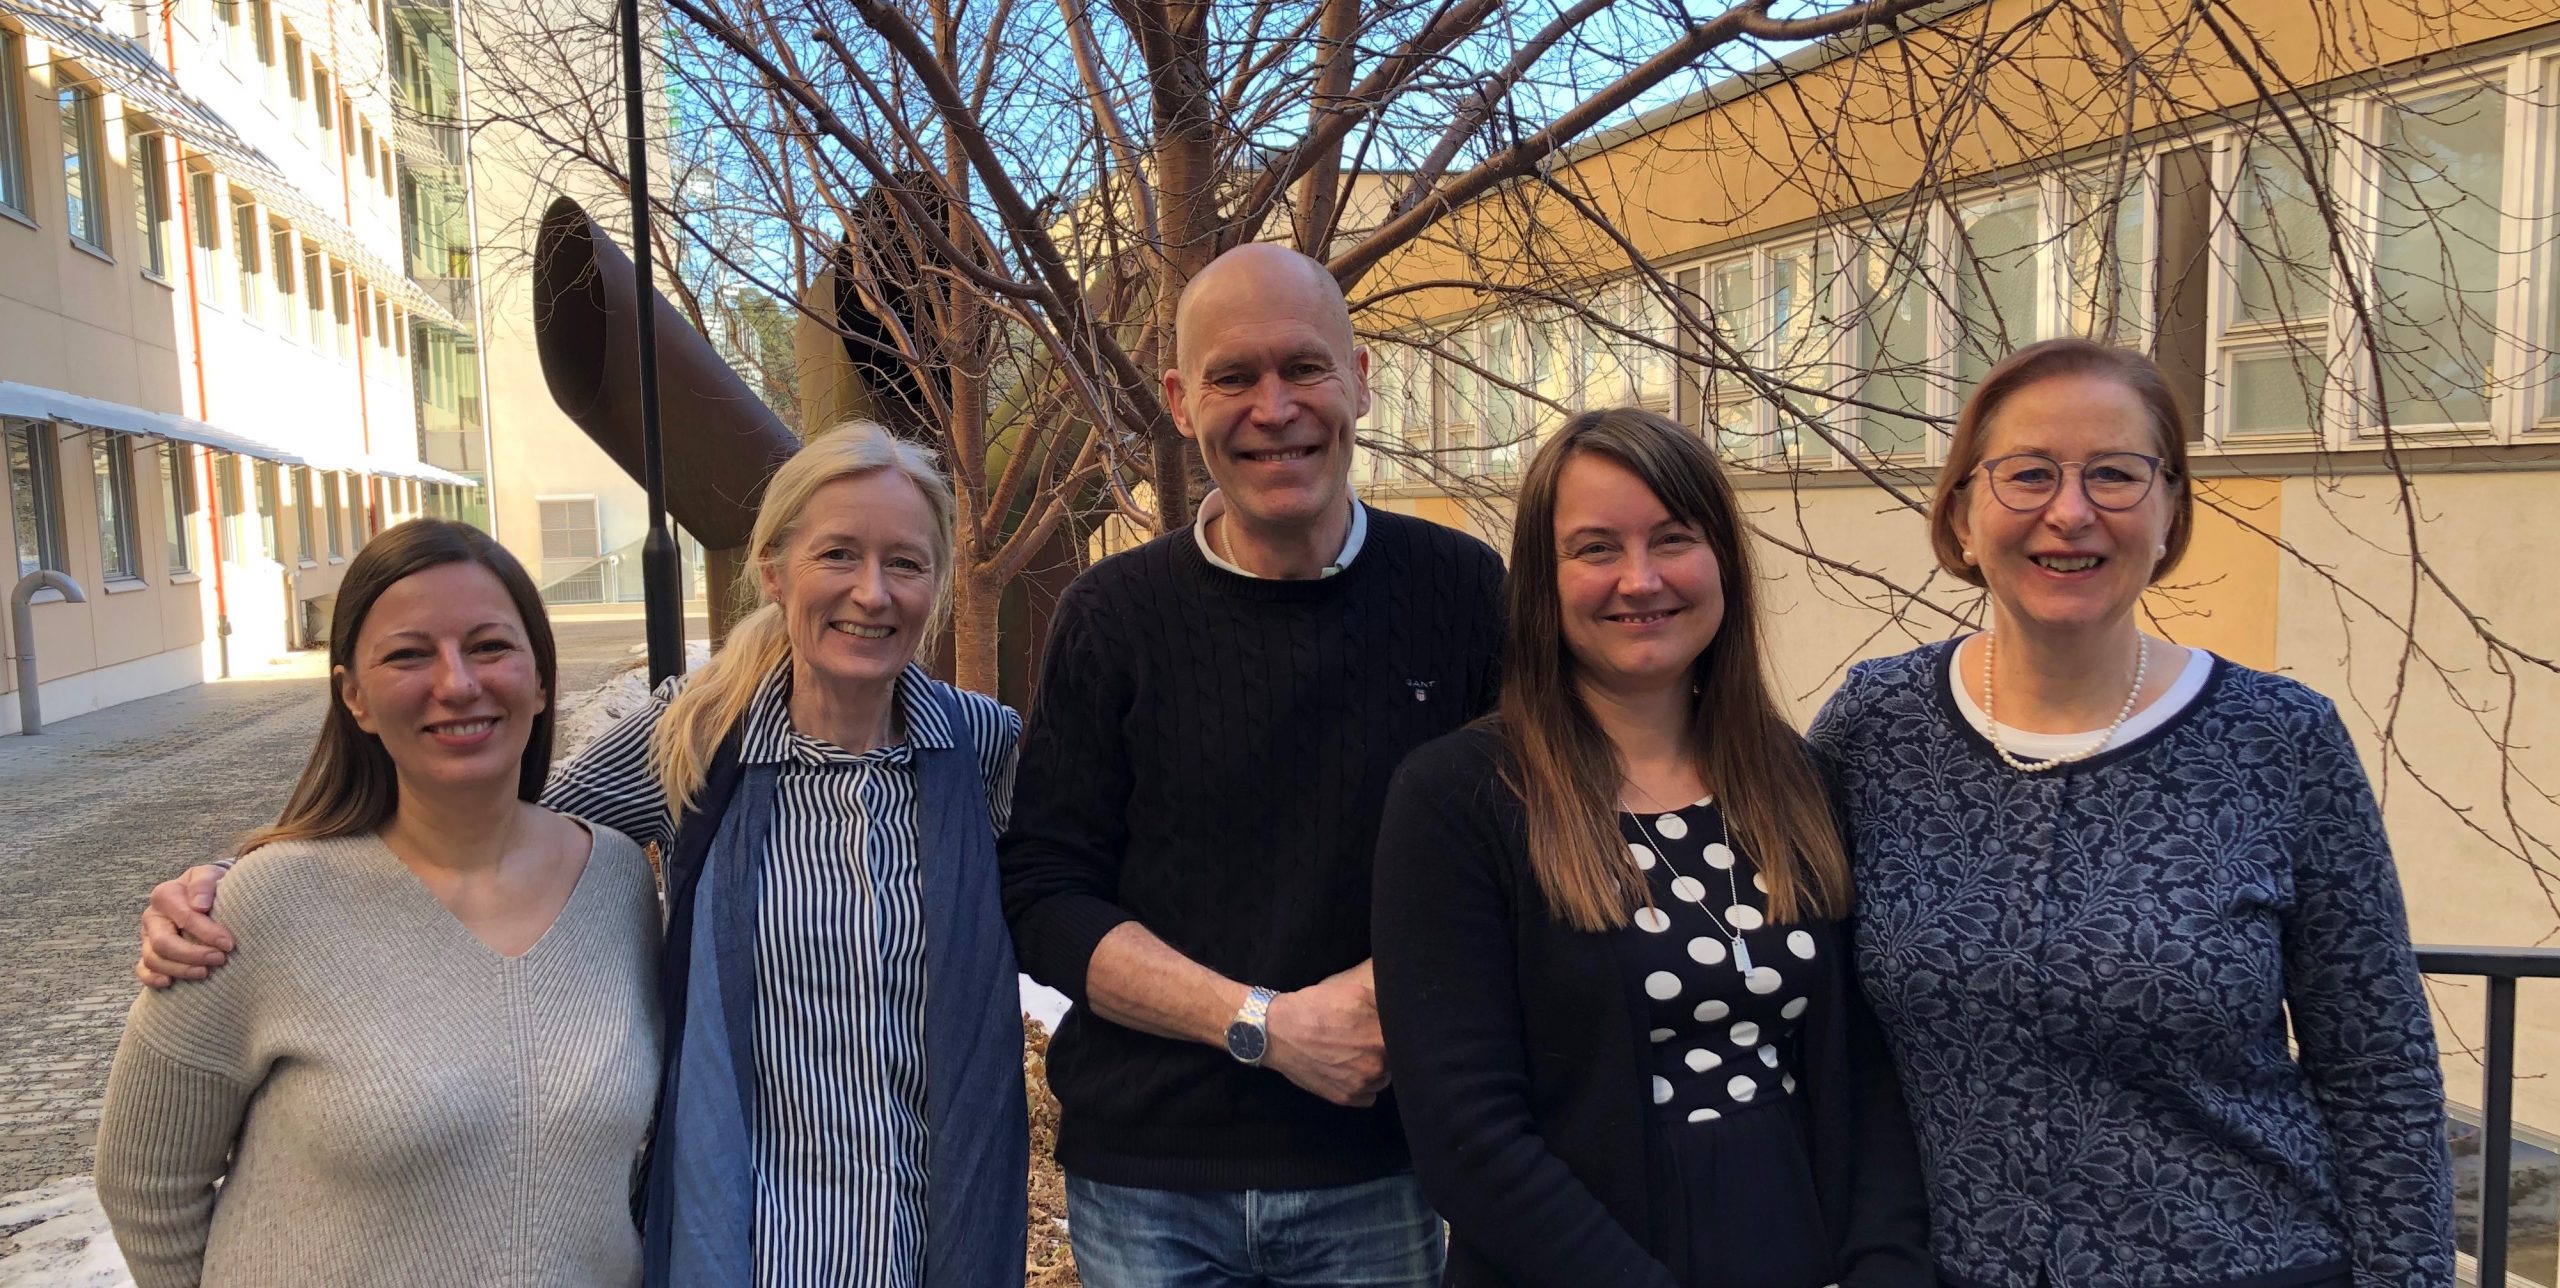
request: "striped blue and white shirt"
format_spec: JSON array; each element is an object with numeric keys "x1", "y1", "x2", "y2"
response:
[{"x1": 544, "y1": 661, "x2": 1020, "y2": 1288}]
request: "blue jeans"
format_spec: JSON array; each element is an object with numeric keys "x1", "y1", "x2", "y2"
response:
[{"x1": 1066, "y1": 1173, "x2": 1445, "y2": 1288}]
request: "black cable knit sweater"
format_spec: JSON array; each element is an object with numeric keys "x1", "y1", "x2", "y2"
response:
[{"x1": 1000, "y1": 507, "x2": 1505, "y2": 1190}]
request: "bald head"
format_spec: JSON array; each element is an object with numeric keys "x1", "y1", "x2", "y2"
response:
[{"x1": 1173, "y1": 244, "x2": 1356, "y2": 375}]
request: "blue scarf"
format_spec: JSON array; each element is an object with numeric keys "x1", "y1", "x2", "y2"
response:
[{"x1": 640, "y1": 679, "x2": 1029, "y2": 1285}]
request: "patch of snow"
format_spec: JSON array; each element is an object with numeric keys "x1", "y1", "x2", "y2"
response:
[
  {"x1": 0, "y1": 1178, "x2": 129, "y2": 1287},
  {"x1": 554, "y1": 641, "x2": 711, "y2": 761}
]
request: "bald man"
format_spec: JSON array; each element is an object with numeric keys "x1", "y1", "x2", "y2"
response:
[{"x1": 1000, "y1": 244, "x2": 1505, "y2": 1286}]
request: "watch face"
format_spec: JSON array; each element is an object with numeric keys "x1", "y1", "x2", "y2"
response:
[{"x1": 1225, "y1": 1020, "x2": 1268, "y2": 1064}]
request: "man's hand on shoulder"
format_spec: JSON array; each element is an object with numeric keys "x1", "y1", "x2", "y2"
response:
[
  {"x1": 1260, "y1": 960, "x2": 1389, "y2": 1109},
  {"x1": 136, "y1": 864, "x2": 236, "y2": 988}
]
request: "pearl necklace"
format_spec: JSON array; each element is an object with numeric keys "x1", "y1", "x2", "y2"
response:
[{"x1": 1980, "y1": 631, "x2": 2148, "y2": 773}]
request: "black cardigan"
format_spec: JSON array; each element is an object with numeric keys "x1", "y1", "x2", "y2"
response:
[{"x1": 1372, "y1": 725, "x2": 1931, "y2": 1288}]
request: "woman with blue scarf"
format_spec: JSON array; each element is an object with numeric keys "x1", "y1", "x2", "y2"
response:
[{"x1": 141, "y1": 422, "x2": 1028, "y2": 1287}]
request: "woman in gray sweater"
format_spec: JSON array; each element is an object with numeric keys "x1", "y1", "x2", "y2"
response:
[{"x1": 93, "y1": 519, "x2": 662, "y2": 1288}]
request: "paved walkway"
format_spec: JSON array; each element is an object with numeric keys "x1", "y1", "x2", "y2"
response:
[{"x1": 0, "y1": 619, "x2": 665, "y2": 1195}]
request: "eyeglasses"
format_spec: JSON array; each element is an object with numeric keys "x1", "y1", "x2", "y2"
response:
[{"x1": 1965, "y1": 451, "x2": 2168, "y2": 513}]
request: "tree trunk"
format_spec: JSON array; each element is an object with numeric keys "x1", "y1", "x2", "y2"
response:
[
  {"x1": 1145, "y1": 1, "x2": 1216, "y2": 532},
  {"x1": 949, "y1": 562, "x2": 1003, "y2": 697}
]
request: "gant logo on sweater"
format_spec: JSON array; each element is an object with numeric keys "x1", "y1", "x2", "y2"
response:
[{"x1": 1406, "y1": 679, "x2": 1437, "y2": 703}]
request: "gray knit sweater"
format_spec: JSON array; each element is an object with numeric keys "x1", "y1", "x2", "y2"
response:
[{"x1": 93, "y1": 827, "x2": 664, "y2": 1288}]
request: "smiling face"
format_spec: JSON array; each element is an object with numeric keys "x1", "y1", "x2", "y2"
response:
[
  {"x1": 1165, "y1": 246, "x2": 1370, "y2": 534},
  {"x1": 759, "y1": 470, "x2": 941, "y2": 694},
  {"x1": 337, "y1": 560, "x2": 547, "y2": 797},
  {"x1": 1551, "y1": 450, "x2": 1726, "y2": 701},
  {"x1": 1954, "y1": 371, "x2": 2177, "y2": 639}
]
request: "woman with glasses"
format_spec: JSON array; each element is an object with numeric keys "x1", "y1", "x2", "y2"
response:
[{"x1": 1809, "y1": 339, "x2": 2453, "y2": 1287}]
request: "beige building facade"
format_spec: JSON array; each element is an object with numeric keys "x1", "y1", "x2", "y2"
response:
[
  {"x1": 1354, "y1": 0, "x2": 2560, "y2": 1272},
  {"x1": 1, "y1": 0, "x2": 477, "y2": 732}
]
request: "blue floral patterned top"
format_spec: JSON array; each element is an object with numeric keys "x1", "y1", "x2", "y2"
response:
[{"x1": 1808, "y1": 640, "x2": 2453, "y2": 1288}]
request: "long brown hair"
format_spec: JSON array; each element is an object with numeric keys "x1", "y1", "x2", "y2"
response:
[
  {"x1": 239, "y1": 518, "x2": 557, "y2": 854},
  {"x1": 1498, "y1": 408, "x2": 1850, "y2": 932}
]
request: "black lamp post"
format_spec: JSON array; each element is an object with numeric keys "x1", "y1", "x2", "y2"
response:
[{"x1": 623, "y1": 0, "x2": 685, "y2": 685}]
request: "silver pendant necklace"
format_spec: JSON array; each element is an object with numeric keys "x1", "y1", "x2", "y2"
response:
[{"x1": 1624, "y1": 789, "x2": 1753, "y2": 977}]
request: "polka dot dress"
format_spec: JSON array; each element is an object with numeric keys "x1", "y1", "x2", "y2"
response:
[
  {"x1": 1621, "y1": 798, "x2": 1823, "y2": 1123},
  {"x1": 1619, "y1": 798, "x2": 1840, "y2": 1286}
]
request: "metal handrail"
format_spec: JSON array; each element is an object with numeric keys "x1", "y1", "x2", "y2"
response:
[{"x1": 2414, "y1": 945, "x2": 2560, "y2": 1286}]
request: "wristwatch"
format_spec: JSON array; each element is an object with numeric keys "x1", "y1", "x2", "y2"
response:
[{"x1": 1225, "y1": 985, "x2": 1277, "y2": 1065}]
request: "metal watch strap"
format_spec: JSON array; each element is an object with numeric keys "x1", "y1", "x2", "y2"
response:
[{"x1": 1237, "y1": 985, "x2": 1275, "y2": 1027}]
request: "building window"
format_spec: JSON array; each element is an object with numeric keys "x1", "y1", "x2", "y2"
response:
[
  {"x1": 2220, "y1": 132, "x2": 2333, "y2": 440},
  {"x1": 359, "y1": 121, "x2": 374, "y2": 176},
  {"x1": 0, "y1": 29, "x2": 27, "y2": 216},
  {"x1": 7, "y1": 421, "x2": 66, "y2": 580},
  {"x1": 159, "y1": 441, "x2": 194, "y2": 574},
  {"x1": 313, "y1": 68, "x2": 332, "y2": 135},
  {"x1": 130, "y1": 127, "x2": 169, "y2": 278},
  {"x1": 59, "y1": 81, "x2": 104, "y2": 252},
  {"x1": 1359, "y1": 346, "x2": 1425, "y2": 483},
  {"x1": 230, "y1": 194, "x2": 260, "y2": 320},
  {"x1": 253, "y1": 459, "x2": 279, "y2": 561},
  {"x1": 539, "y1": 497, "x2": 603, "y2": 603},
  {"x1": 323, "y1": 471, "x2": 343, "y2": 557},
  {"x1": 284, "y1": 30, "x2": 304, "y2": 106},
  {"x1": 189, "y1": 169, "x2": 223, "y2": 307},
  {"x1": 1703, "y1": 257, "x2": 1759, "y2": 460},
  {"x1": 91, "y1": 433, "x2": 138, "y2": 581},
  {"x1": 1953, "y1": 191, "x2": 2045, "y2": 387},
  {"x1": 327, "y1": 267, "x2": 353, "y2": 355},
  {"x1": 214, "y1": 452, "x2": 245, "y2": 562},
  {"x1": 291, "y1": 466, "x2": 317, "y2": 563},
  {"x1": 249, "y1": 0, "x2": 273, "y2": 71},
  {"x1": 1848, "y1": 230, "x2": 1938, "y2": 459},
  {"x1": 2368, "y1": 80, "x2": 2507, "y2": 430},
  {"x1": 214, "y1": 0, "x2": 247, "y2": 67},
  {"x1": 2062, "y1": 164, "x2": 2151, "y2": 345},
  {"x1": 330, "y1": 266, "x2": 351, "y2": 353},
  {"x1": 303, "y1": 249, "x2": 328, "y2": 351},
  {"x1": 271, "y1": 222, "x2": 298, "y2": 336}
]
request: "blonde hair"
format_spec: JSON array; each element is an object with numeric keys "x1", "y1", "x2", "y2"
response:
[{"x1": 648, "y1": 421, "x2": 957, "y2": 808}]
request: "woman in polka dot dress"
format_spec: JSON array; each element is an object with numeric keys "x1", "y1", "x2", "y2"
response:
[{"x1": 1374, "y1": 409, "x2": 1929, "y2": 1288}]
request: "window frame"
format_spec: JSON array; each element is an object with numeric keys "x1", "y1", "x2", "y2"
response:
[
  {"x1": 323, "y1": 471, "x2": 343, "y2": 558},
  {"x1": 188, "y1": 166, "x2": 224, "y2": 308},
  {"x1": 2345, "y1": 61, "x2": 2532, "y2": 443},
  {"x1": 57, "y1": 77, "x2": 106, "y2": 255},
  {"x1": 130, "y1": 124, "x2": 170, "y2": 280},
  {"x1": 303, "y1": 247, "x2": 328, "y2": 352},
  {"x1": 7, "y1": 419, "x2": 68, "y2": 581},
  {"x1": 537, "y1": 494, "x2": 604, "y2": 603},
  {"x1": 270, "y1": 219, "x2": 298, "y2": 337},
  {"x1": 0, "y1": 28, "x2": 28, "y2": 220},
  {"x1": 1843, "y1": 214, "x2": 1949, "y2": 464},
  {"x1": 229, "y1": 191, "x2": 261, "y2": 323},
  {"x1": 252, "y1": 458, "x2": 279, "y2": 562},
  {"x1": 213, "y1": 451, "x2": 245, "y2": 564},
  {"x1": 91, "y1": 431, "x2": 139, "y2": 583},
  {"x1": 160, "y1": 440, "x2": 195, "y2": 575},
  {"x1": 291, "y1": 465, "x2": 317, "y2": 565}
]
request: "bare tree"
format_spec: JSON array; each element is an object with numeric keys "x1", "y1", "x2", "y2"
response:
[{"x1": 444, "y1": 0, "x2": 2559, "y2": 955}]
